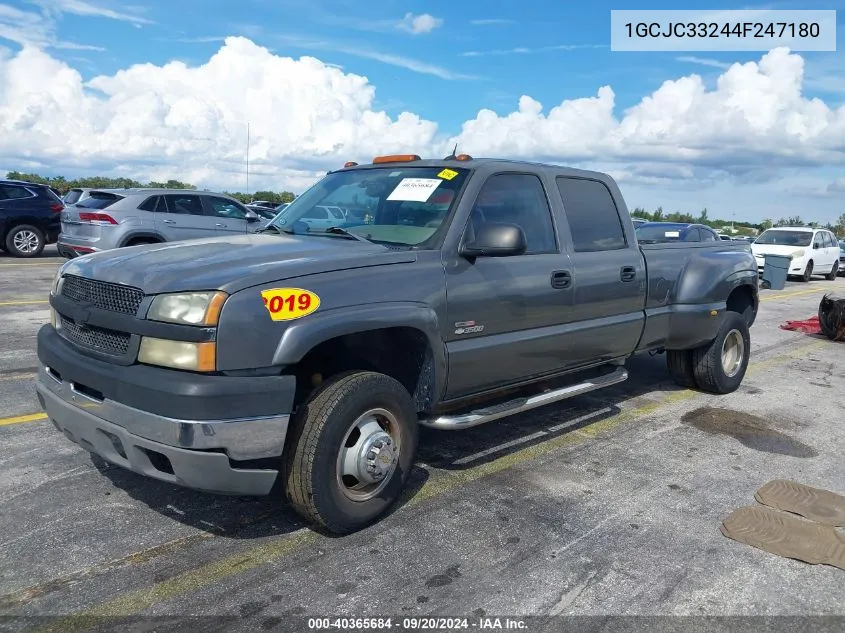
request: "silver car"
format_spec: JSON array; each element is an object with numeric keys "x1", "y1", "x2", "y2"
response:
[{"x1": 57, "y1": 189, "x2": 262, "y2": 258}]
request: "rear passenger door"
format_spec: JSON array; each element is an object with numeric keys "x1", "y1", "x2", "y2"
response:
[
  {"x1": 553, "y1": 176, "x2": 646, "y2": 366},
  {"x1": 202, "y1": 196, "x2": 250, "y2": 234},
  {"x1": 822, "y1": 231, "x2": 838, "y2": 272},
  {"x1": 155, "y1": 194, "x2": 218, "y2": 241}
]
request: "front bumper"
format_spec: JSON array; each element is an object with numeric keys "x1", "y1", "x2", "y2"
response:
[{"x1": 36, "y1": 325, "x2": 296, "y2": 495}]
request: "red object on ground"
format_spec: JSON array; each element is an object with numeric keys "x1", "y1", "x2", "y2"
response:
[{"x1": 779, "y1": 316, "x2": 821, "y2": 334}]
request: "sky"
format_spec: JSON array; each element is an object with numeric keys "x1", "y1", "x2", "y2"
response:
[{"x1": 1, "y1": 0, "x2": 845, "y2": 224}]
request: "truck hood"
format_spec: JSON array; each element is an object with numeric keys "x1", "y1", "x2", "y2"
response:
[
  {"x1": 750, "y1": 244, "x2": 807, "y2": 259},
  {"x1": 61, "y1": 233, "x2": 418, "y2": 294}
]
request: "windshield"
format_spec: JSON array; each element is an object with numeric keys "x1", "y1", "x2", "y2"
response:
[
  {"x1": 635, "y1": 225, "x2": 687, "y2": 243},
  {"x1": 267, "y1": 166, "x2": 471, "y2": 248},
  {"x1": 249, "y1": 206, "x2": 277, "y2": 219},
  {"x1": 754, "y1": 230, "x2": 813, "y2": 246}
]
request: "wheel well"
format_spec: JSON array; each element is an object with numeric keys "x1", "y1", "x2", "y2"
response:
[
  {"x1": 123, "y1": 235, "x2": 163, "y2": 247},
  {"x1": 288, "y1": 327, "x2": 435, "y2": 413},
  {"x1": 726, "y1": 285, "x2": 757, "y2": 326}
]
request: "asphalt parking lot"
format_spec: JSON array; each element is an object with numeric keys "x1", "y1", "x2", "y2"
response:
[{"x1": 1, "y1": 245, "x2": 844, "y2": 630}]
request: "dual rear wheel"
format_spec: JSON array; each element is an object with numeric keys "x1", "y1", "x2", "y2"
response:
[{"x1": 667, "y1": 311, "x2": 751, "y2": 394}]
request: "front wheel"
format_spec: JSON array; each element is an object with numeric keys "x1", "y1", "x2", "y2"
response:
[
  {"x1": 691, "y1": 311, "x2": 751, "y2": 394},
  {"x1": 801, "y1": 260, "x2": 814, "y2": 282},
  {"x1": 284, "y1": 371, "x2": 419, "y2": 534}
]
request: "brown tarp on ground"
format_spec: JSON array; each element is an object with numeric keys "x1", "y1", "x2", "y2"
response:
[
  {"x1": 755, "y1": 479, "x2": 845, "y2": 527},
  {"x1": 721, "y1": 505, "x2": 845, "y2": 570}
]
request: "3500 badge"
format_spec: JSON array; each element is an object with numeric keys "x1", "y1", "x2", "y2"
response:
[{"x1": 261, "y1": 288, "x2": 321, "y2": 321}]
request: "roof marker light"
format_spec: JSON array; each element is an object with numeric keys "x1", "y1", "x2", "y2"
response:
[{"x1": 372, "y1": 154, "x2": 421, "y2": 164}]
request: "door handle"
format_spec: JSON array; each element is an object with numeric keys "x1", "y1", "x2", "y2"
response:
[
  {"x1": 620, "y1": 266, "x2": 637, "y2": 282},
  {"x1": 162, "y1": 219, "x2": 176, "y2": 224},
  {"x1": 215, "y1": 223, "x2": 227, "y2": 227},
  {"x1": 551, "y1": 270, "x2": 571, "y2": 289}
]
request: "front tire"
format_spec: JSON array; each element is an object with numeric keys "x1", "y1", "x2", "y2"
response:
[
  {"x1": 801, "y1": 260, "x2": 814, "y2": 282},
  {"x1": 691, "y1": 311, "x2": 751, "y2": 394},
  {"x1": 284, "y1": 371, "x2": 419, "y2": 534},
  {"x1": 5, "y1": 225, "x2": 45, "y2": 258}
]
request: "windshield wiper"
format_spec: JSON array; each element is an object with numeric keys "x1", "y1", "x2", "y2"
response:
[
  {"x1": 324, "y1": 226, "x2": 372, "y2": 243},
  {"x1": 257, "y1": 224, "x2": 294, "y2": 235}
]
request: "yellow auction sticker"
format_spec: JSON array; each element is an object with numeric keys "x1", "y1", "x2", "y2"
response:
[
  {"x1": 437, "y1": 168, "x2": 459, "y2": 180},
  {"x1": 261, "y1": 288, "x2": 321, "y2": 321}
]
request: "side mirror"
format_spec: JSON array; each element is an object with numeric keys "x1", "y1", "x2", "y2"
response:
[
  {"x1": 245, "y1": 210, "x2": 260, "y2": 223},
  {"x1": 460, "y1": 222, "x2": 527, "y2": 258}
]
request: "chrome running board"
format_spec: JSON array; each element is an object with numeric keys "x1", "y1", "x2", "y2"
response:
[{"x1": 419, "y1": 367, "x2": 628, "y2": 430}]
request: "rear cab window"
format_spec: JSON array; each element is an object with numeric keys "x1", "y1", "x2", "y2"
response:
[{"x1": 556, "y1": 177, "x2": 627, "y2": 251}]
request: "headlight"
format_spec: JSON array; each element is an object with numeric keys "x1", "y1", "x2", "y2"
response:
[
  {"x1": 50, "y1": 263, "x2": 68, "y2": 296},
  {"x1": 147, "y1": 291, "x2": 228, "y2": 326},
  {"x1": 792, "y1": 249, "x2": 805, "y2": 258},
  {"x1": 138, "y1": 337, "x2": 216, "y2": 372}
]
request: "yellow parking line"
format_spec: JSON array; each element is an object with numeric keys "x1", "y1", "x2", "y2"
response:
[
  {"x1": 0, "y1": 300, "x2": 49, "y2": 306},
  {"x1": 18, "y1": 338, "x2": 826, "y2": 629},
  {"x1": 0, "y1": 412, "x2": 47, "y2": 427},
  {"x1": 760, "y1": 287, "x2": 827, "y2": 302},
  {"x1": 0, "y1": 262, "x2": 63, "y2": 267}
]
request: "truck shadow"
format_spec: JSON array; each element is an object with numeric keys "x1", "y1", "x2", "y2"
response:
[
  {"x1": 92, "y1": 352, "x2": 682, "y2": 537},
  {"x1": 415, "y1": 352, "x2": 684, "y2": 471}
]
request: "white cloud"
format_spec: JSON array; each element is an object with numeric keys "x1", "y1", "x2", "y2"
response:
[
  {"x1": 0, "y1": 37, "x2": 438, "y2": 191},
  {"x1": 451, "y1": 47, "x2": 845, "y2": 173},
  {"x1": 827, "y1": 178, "x2": 845, "y2": 193},
  {"x1": 1, "y1": 39, "x2": 845, "y2": 220},
  {"x1": 675, "y1": 56, "x2": 730, "y2": 69},
  {"x1": 463, "y1": 44, "x2": 606, "y2": 57},
  {"x1": 0, "y1": 0, "x2": 148, "y2": 51},
  {"x1": 34, "y1": 0, "x2": 153, "y2": 25},
  {"x1": 469, "y1": 19, "x2": 515, "y2": 26},
  {"x1": 396, "y1": 13, "x2": 442, "y2": 35}
]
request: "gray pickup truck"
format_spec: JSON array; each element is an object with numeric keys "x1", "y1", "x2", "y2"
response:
[{"x1": 35, "y1": 154, "x2": 759, "y2": 533}]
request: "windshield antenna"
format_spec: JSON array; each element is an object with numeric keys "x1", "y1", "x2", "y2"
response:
[{"x1": 444, "y1": 143, "x2": 458, "y2": 160}]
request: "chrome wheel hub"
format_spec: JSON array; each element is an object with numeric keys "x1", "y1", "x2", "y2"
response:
[
  {"x1": 13, "y1": 230, "x2": 39, "y2": 253},
  {"x1": 721, "y1": 329, "x2": 744, "y2": 378},
  {"x1": 337, "y1": 408, "x2": 401, "y2": 502}
]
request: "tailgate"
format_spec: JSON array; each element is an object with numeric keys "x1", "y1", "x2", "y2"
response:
[{"x1": 61, "y1": 207, "x2": 99, "y2": 237}]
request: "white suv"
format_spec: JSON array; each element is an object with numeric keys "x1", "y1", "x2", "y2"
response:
[{"x1": 751, "y1": 226, "x2": 840, "y2": 282}]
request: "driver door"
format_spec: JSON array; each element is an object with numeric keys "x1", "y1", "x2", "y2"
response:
[{"x1": 443, "y1": 172, "x2": 575, "y2": 399}]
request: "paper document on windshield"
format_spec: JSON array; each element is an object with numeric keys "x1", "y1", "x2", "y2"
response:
[
  {"x1": 665, "y1": 231, "x2": 680, "y2": 238},
  {"x1": 387, "y1": 178, "x2": 442, "y2": 202}
]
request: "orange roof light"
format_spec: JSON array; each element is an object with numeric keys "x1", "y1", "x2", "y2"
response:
[
  {"x1": 455, "y1": 154, "x2": 473, "y2": 161},
  {"x1": 344, "y1": 161, "x2": 358, "y2": 168},
  {"x1": 372, "y1": 154, "x2": 421, "y2": 164}
]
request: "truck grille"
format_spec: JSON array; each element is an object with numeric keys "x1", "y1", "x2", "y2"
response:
[
  {"x1": 60, "y1": 275, "x2": 144, "y2": 315},
  {"x1": 58, "y1": 316, "x2": 131, "y2": 356}
]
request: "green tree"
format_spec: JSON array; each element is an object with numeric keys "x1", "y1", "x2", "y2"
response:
[
  {"x1": 760, "y1": 218, "x2": 773, "y2": 230},
  {"x1": 698, "y1": 208, "x2": 709, "y2": 224}
]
